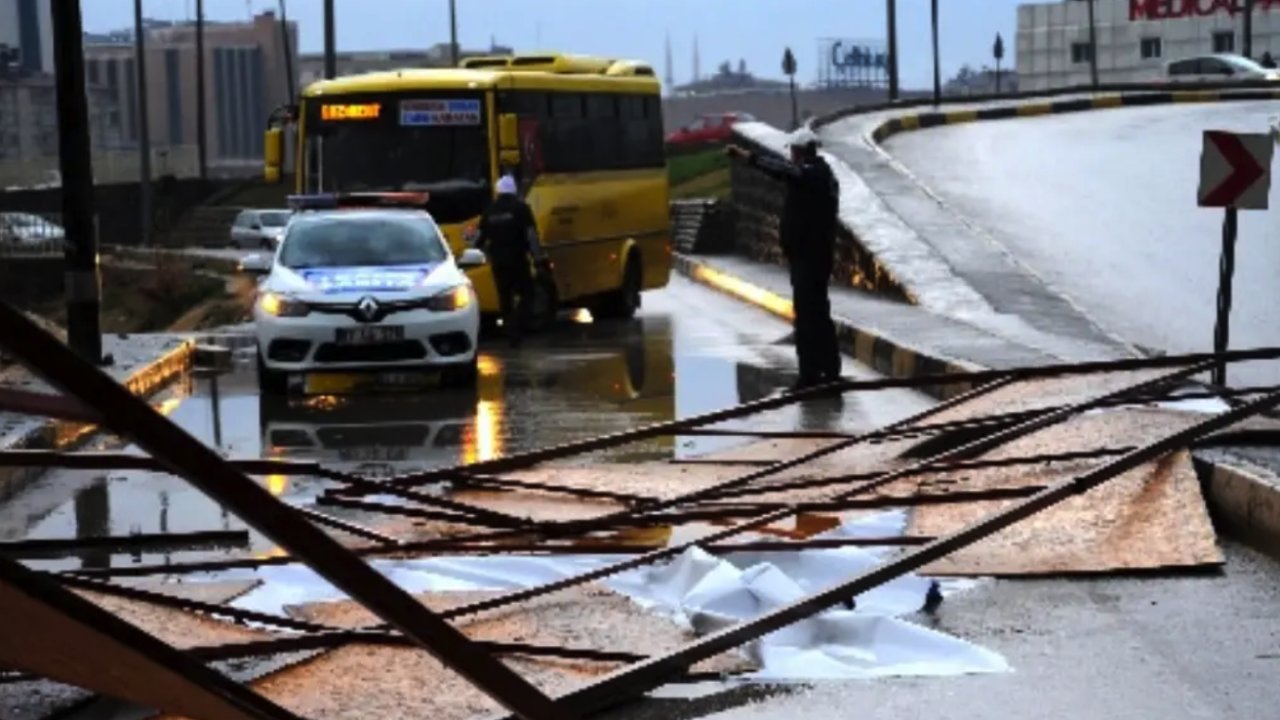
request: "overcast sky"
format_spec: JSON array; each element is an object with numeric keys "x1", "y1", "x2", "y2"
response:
[{"x1": 79, "y1": 1, "x2": 1024, "y2": 89}]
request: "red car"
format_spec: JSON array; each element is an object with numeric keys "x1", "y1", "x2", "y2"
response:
[{"x1": 665, "y1": 112, "x2": 756, "y2": 150}]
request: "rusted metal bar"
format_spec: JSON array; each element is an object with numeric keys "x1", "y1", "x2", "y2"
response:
[
  {"x1": 368, "y1": 348, "x2": 1280, "y2": 492},
  {"x1": 641, "y1": 486, "x2": 1046, "y2": 521},
  {"x1": 551, "y1": 387, "x2": 1280, "y2": 717},
  {"x1": 188, "y1": 632, "x2": 650, "y2": 664},
  {"x1": 313, "y1": 467, "x2": 535, "y2": 529},
  {"x1": 315, "y1": 496, "x2": 526, "y2": 530},
  {"x1": 452, "y1": 473, "x2": 657, "y2": 504},
  {"x1": 0, "y1": 387, "x2": 100, "y2": 424},
  {"x1": 673, "y1": 428, "x2": 857, "y2": 439},
  {"x1": 295, "y1": 506, "x2": 402, "y2": 546},
  {"x1": 56, "y1": 573, "x2": 333, "y2": 633},
  {"x1": 0, "y1": 449, "x2": 322, "y2": 475},
  {"x1": 703, "y1": 446, "x2": 1133, "y2": 501},
  {"x1": 430, "y1": 360, "x2": 1213, "y2": 623},
  {"x1": 0, "y1": 529, "x2": 249, "y2": 558},
  {"x1": 0, "y1": 302, "x2": 561, "y2": 719},
  {"x1": 0, "y1": 553, "x2": 302, "y2": 719}
]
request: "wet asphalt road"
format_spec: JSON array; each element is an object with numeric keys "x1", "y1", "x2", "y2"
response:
[
  {"x1": 0, "y1": 276, "x2": 932, "y2": 569},
  {"x1": 886, "y1": 101, "x2": 1280, "y2": 386}
]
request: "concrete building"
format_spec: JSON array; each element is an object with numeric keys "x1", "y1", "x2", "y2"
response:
[
  {"x1": 0, "y1": 0, "x2": 53, "y2": 74},
  {"x1": 84, "y1": 11, "x2": 299, "y2": 174},
  {"x1": 1018, "y1": 0, "x2": 1280, "y2": 90},
  {"x1": 0, "y1": 74, "x2": 126, "y2": 188},
  {"x1": 297, "y1": 42, "x2": 513, "y2": 88}
]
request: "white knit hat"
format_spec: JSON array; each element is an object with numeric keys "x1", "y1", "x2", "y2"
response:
[{"x1": 496, "y1": 175, "x2": 518, "y2": 195}]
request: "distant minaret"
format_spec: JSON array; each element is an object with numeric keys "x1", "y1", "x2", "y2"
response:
[
  {"x1": 693, "y1": 34, "x2": 701, "y2": 82},
  {"x1": 664, "y1": 32, "x2": 675, "y2": 88}
]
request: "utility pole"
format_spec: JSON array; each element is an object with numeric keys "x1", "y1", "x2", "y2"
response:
[
  {"x1": 994, "y1": 33, "x2": 1005, "y2": 93},
  {"x1": 886, "y1": 0, "x2": 899, "y2": 101},
  {"x1": 1243, "y1": 0, "x2": 1256, "y2": 59},
  {"x1": 931, "y1": 0, "x2": 941, "y2": 104},
  {"x1": 134, "y1": 0, "x2": 153, "y2": 248},
  {"x1": 277, "y1": 0, "x2": 295, "y2": 103},
  {"x1": 195, "y1": 0, "x2": 207, "y2": 181},
  {"x1": 1086, "y1": 0, "x2": 1099, "y2": 87},
  {"x1": 50, "y1": 0, "x2": 104, "y2": 363},
  {"x1": 449, "y1": 0, "x2": 459, "y2": 67},
  {"x1": 323, "y1": 0, "x2": 336, "y2": 79}
]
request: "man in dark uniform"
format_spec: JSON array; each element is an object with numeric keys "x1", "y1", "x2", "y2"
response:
[
  {"x1": 476, "y1": 174, "x2": 538, "y2": 347},
  {"x1": 727, "y1": 129, "x2": 841, "y2": 390}
]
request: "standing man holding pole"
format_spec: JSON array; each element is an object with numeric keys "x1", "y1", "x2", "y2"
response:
[
  {"x1": 726, "y1": 130, "x2": 841, "y2": 390},
  {"x1": 50, "y1": 0, "x2": 104, "y2": 363}
]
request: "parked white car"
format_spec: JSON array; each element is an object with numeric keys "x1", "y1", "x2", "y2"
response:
[
  {"x1": 0, "y1": 212, "x2": 65, "y2": 247},
  {"x1": 242, "y1": 194, "x2": 486, "y2": 394},
  {"x1": 230, "y1": 208, "x2": 292, "y2": 249},
  {"x1": 1166, "y1": 54, "x2": 1280, "y2": 82}
]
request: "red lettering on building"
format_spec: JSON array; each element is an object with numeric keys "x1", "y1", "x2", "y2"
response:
[{"x1": 1131, "y1": 0, "x2": 1280, "y2": 21}]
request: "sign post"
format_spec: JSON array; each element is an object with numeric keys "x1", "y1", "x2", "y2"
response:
[{"x1": 1197, "y1": 130, "x2": 1274, "y2": 386}]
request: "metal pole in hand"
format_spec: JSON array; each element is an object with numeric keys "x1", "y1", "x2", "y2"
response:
[
  {"x1": 1212, "y1": 208, "x2": 1239, "y2": 387},
  {"x1": 51, "y1": 0, "x2": 103, "y2": 364}
]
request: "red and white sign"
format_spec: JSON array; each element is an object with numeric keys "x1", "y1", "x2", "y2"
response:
[
  {"x1": 1198, "y1": 131, "x2": 1273, "y2": 210},
  {"x1": 1131, "y1": 0, "x2": 1280, "y2": 22}
]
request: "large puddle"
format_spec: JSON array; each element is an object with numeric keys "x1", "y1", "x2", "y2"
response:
[{"x1": 11, "y1": 305, "x2": 898, "y2": 572}]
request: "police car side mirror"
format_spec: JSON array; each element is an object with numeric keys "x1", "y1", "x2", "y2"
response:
[
  {"x1": 239, "y1": 253, "x2": 273, "y2": 275},
  {"x1": 457, "y1": 248, "x2": 487, "y2": 269}
]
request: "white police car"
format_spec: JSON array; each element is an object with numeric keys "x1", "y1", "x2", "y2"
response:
[{"x1": 241, "y1": 193, "x2": 485, "y2": 394}]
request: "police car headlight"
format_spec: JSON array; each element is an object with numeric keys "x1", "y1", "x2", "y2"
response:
[
  {"x1": 259, "y1": 292, "x2": 310, "y2": 317},
  {"x1": 426, "y1": 285, "x2": 472, "y2": 312}
]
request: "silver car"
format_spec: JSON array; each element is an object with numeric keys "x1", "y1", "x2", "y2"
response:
[{"x1": 229, "y1": 209, "x2": 291, "y2": 249}]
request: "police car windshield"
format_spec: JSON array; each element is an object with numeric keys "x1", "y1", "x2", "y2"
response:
[{"x1": 279, "y1": 214, "x2": 448, "y2": 269}]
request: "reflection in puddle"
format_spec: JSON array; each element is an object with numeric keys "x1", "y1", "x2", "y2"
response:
[{"x1": 14, "y1": 310, "x2": 859, "y2": 571}]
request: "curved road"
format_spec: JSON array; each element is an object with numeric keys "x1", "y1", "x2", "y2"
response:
[{"x1": 886, "y1": 100, "x2": 1280, "y2": 384}]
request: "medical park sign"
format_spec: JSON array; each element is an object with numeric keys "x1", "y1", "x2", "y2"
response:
[{"x1": 1131, "y1": 0, "x2": 1280, "y2": 21}]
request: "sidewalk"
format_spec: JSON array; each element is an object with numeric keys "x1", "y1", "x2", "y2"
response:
[
  {"x1": 0, "y1": 333, "x2": 193, "y2": 500},
  {"x1": 679, "y1": 253, "x2": 1064, "y2": 395}
]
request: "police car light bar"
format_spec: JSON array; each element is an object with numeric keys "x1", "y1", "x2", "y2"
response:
[{"x1": 287, "y1": 192, "x2": 431, "y2": 212}]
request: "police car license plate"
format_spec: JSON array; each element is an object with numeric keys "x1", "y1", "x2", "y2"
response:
[{"x1": 336, "y1": 326, "x2": 404, "y2": 345}]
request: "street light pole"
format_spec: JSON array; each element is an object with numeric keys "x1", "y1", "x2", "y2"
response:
[
  {"x1": 50, "y1": 0, "x2": 103, "y2": 363},
  {"x1": 277, "y1": 0, "x2": 296, "y2": 103},
  {"x1": 449, "y1": 0, "x2": 459, "y2": 67},
  {"x1": 1086, "y1": 0, "x2": 1099, "y2": 88},
  {"x1": 1243, "y1": 0, "x2": 1255, "y2": 58},
  {"x1": 323, "y1": 0, "x2": 336, "y2": 79},
  {"x1": 931, "y1": 0, "x2": 941, "y2": 104},
  {"x1": 195, "y1": 0, "x2": 207, "y2": 181},
  {"x1": 134, "y1": 0, "x2": 153, "y2": 248},
  {"x1": 886, "y1": 0, "x2": 899, "y2": 101}
]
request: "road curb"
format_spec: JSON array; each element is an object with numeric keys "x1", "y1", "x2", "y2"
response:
[
  {"x1": 675, "y1": 253, "x2": 1280, "y2": 556},
  {"x1": 1194, "y1": 457, "x2": 1280, "y2": 561},
  {"x1": 673, "y1": 254, "x2": 980, "y2": 401},
  {"x1": 867, "y1": 89, "x2": 1280, "y2": 144},
  {"x1": 0, "y1": 338, "x2": 195, "y2": 502}
]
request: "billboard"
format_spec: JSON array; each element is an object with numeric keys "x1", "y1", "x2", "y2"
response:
[{"x1": 818, "y1": 38, "x2": 889, "y2": 89}]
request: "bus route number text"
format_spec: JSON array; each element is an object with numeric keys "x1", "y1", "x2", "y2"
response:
[
  {"x1": 321, "y1": 103, "x2": 382, "y2": 121},
  {"x1": 400, "y1": 99, "x2": 482, "y2": 127}
]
